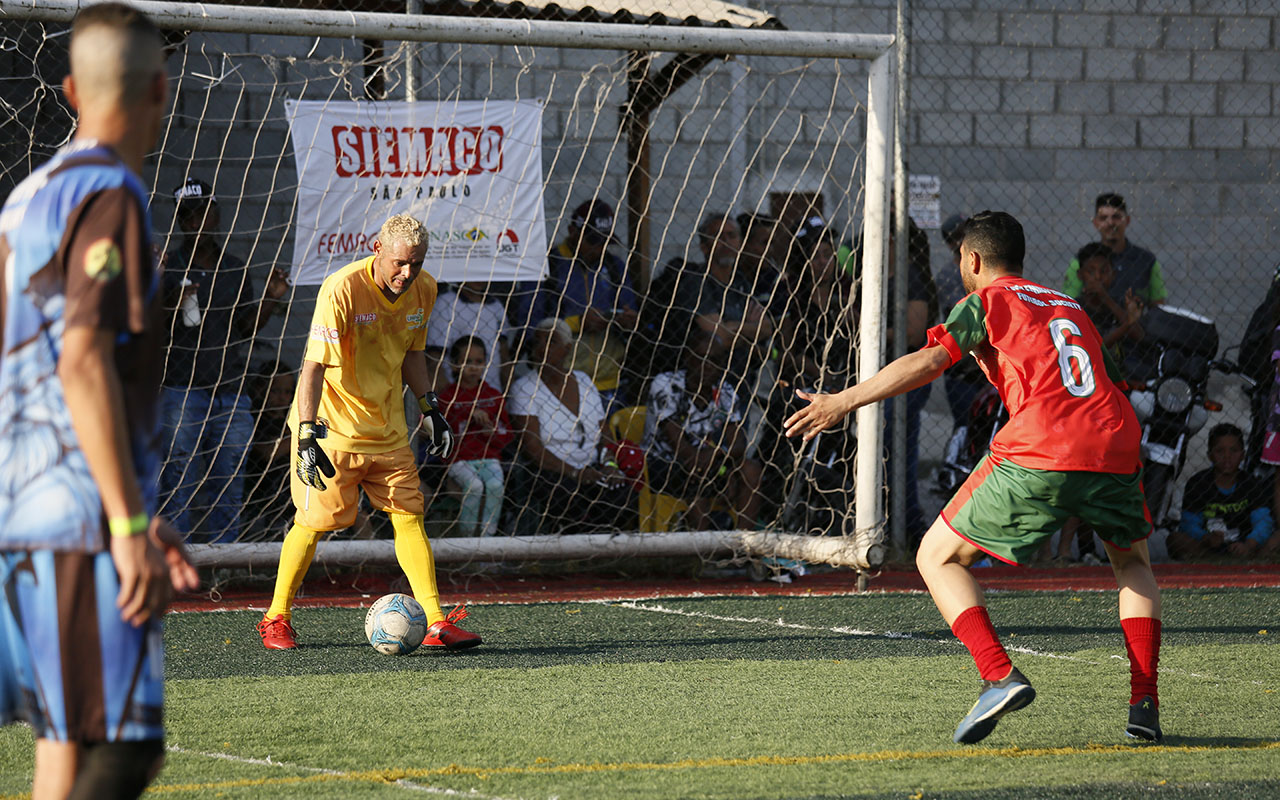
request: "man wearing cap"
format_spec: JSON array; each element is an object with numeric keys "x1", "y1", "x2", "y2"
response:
[
  {"x1": 545, "y1": 199, "x2": 640, "y2": 410},
  {"x1": 161, "y1": 177, "x2": 289, "y2": 543}
]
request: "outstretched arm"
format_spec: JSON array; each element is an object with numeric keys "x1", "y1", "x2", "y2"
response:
[{"x1": 784, "y1": 344, "x2": 952, "y2": 441}]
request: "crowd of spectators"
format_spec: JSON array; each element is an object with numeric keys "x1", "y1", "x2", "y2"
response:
[{"x1": 154, "y1": 184, "x2": 1280, "y2": 563}]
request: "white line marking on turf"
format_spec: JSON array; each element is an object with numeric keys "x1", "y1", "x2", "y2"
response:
[
  {"x1": 610, "y1": 600, "x2": 1275, "y2": 690},
  {"x1": 165, "y1": 744, "x2": 531, "y2": 799},
  {"x1": 603, "y1": 600, "x2": 1101, "y2": 665}
]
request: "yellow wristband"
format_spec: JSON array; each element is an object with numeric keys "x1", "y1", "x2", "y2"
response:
[{"x1": 108, "y1": 513, "x2": 149, "y2": 539}]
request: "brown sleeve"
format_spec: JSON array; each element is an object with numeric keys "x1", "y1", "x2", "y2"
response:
[{"x1": 62, "y1": 186, "x2": 152, "y2": 335}]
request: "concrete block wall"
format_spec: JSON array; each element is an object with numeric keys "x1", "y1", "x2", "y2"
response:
[
  {"x1": 883, "y1": 2, "x2": 1279, "y2": 357},
  {"x1": 3, "y1": 4, "x2": 1274, "y2": 377}
]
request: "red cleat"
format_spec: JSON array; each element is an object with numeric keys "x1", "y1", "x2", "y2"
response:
[
  {"x1": 257, "y1": 614, "x2": 298, "y2": 650},
  {"x1": 422, "y1": 604, "x2": 482, "y2": 650}
]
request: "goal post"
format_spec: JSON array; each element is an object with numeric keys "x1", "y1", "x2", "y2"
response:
[{"x1": 3, "y1": 1, "x2": 897, "y2": 575}]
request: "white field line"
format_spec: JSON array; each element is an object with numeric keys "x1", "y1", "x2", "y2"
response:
[
  {"x1": 604, "y1": 600, "x2": 1278, "y2": 688},
  {"x1": 601, "y1": 599, "x2": 1102, "y2": 665},
  {"x1": 169, "y1": 587, "x2": 896, "y2": 614},
  {"x1": 164, "y1": 744, "x2": 532, "y2": 799}
]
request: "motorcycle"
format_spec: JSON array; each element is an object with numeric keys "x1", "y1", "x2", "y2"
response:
[
  {"x1": 1124, "y1": 305, "x2": 1230, "y2": 526},
  {"x1": 933, "y1": 385, "x2": 1007, "y2": 497}
]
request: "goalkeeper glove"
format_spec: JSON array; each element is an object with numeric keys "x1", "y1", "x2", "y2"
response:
[
  {"x1": 418, "y1": 392, "x2": 455, "y2": 459},
  {"x1": 296, "y1": 421, "x2": 336, "y2": 490}
]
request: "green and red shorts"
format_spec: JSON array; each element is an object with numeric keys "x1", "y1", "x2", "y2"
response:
[{"x1": 941, "y1": 454, "x2": 1153, "y2": 565}]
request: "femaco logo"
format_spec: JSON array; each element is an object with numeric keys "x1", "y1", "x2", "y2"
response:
[{"x1": 310, "y1": 324, "x2": 340, "y2": 342}]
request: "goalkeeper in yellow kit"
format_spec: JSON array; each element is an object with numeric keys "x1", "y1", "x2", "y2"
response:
[{"x1": 257, "y1": 214, "x2": 481, "y2": 650}]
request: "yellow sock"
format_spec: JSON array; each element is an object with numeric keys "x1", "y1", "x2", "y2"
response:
[
  {"x1": 266, "y1": 524, "x2": 323, "y2": 621},
  {"x1": 389, "y1": 512, "x2": 444, "y2": 625}
]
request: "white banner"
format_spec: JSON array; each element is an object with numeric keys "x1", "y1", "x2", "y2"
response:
[{"x1": 285, "y1": 99, "x2": 548, "y2": 286}]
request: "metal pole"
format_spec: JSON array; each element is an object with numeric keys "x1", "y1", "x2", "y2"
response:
[
  {"x1": 853, "y1": 51, "x2": 895, "y2": 570},
  {"x1": 11, "y1": 0, "x2": 894, "y2": 60},
  {"x1": 185, "y1": 529, "x2": 875, "y2": 569},
  {"x1": 624, "y1": 52, "x2": 654, "y2": 296},
  {"x1": 405, "y1": 0, "x2": 421, "y2": 102},
  {"x1": 890, "y1": 0, "x2": 910, "y2": 559}
]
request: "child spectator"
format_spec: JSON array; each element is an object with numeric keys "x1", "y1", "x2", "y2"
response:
[
  {"x1": 1075, "y1": 242, "x2": 1144, "y2": 365},
  {"x1": 1171, "y1": 423, "x2": 1277, "y2": 561},
  {"x1": 438, "y1": 336, "x2": 513, "y2": 537}
]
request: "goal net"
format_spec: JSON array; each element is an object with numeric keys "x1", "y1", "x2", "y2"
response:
[{"x1": 0, "y1": 3, "x2": 895, "y2": 579}]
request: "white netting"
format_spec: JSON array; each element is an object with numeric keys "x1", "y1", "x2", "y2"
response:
[{"x1": 0, "y1": 6, "x2": 893, "y2": 575}]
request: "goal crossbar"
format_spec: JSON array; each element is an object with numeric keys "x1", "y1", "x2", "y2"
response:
[
  {"x1": 185, "y1": 530, "x2": 877, "y2": 570},
  {"x1": 7, "y1": 0, "x2": 894, "y2": 60}
]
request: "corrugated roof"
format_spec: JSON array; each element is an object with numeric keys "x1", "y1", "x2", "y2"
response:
[{"x1": 421, "y1": 0, "x2": 781, "y2": 29}]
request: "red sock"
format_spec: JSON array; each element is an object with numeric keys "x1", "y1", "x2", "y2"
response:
[
  {"x1": 1121, "y1": 617, "x2": 1161, "y2": 707},
  {"x1": 951, "y1": 606, "x2": 1012, "y2": 682}
]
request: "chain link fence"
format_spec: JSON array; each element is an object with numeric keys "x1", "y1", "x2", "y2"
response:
[
  {"x1": 2, "y1": 1, "x2": 1275, "y2": 565},
  {"x1": 904, "y1": 5, "x2": 1278, "y2": 558}
]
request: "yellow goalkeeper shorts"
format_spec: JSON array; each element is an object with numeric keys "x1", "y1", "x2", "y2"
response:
[{"x1": 290, "y1": 442, "x2": 424, "y2": 531}]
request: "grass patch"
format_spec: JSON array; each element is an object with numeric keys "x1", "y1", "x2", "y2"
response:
[{"x1": 2, "y1": 588, "x2": 1277, "y2": 799}]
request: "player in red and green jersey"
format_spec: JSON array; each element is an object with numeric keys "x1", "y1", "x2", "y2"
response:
[{"x1": 784, "y1": 211, "x2": 1162, "y2": 745}]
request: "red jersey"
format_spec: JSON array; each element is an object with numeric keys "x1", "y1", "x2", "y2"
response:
[
  {"x1": 437, "y1": 381, "x2": 513, "y2": 462},
  {"x1": 925, "y1": 275, "x2": 1140, "y2": 473}
]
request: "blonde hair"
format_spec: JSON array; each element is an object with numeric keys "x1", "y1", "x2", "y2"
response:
[{"x1": 379, "y1": 214, "x2": 426, "y2": 249}]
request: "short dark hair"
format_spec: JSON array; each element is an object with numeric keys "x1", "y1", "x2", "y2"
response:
[
  {"x1": 959, "y1": 210, "x2": 1025, "y2": 272},
  {"x1": 697, "y1": 212, "x2": 735, "y2": 248},
  {"x1": 449, "y1": 335, "x2": 487, "y2": 364},
  {"x1": 73, "y1": 2, "x2": 162, "y2": 42},
  {"x1": 1095, "y1": 193, "x2": 1127, "y2": 213},
  {"x1": 71, "y1": 2, "x2": 165, "y2": 104},
  {"x1": 1207, "y1": 422, "x2": 1244, "y2": 455},
  {"x1": 736, "y1": 212, "x2": 775, "y2": 239},
  {"x1": 1075, "y1": 242, "x2": 1112, "y2": 265}
]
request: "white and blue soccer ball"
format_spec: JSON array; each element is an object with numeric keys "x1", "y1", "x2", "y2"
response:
[{"x1": 364, "y1": 593, "x2": 427, "y2": 655}]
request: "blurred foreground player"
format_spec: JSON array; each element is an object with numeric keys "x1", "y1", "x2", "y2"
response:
[
  {"x1": 257, "y1": 214, "x2": 481, "y2": 651},
  {"x1": 785, "y1": 211, "x2": 1162, "y2": 744},
  {"x1": 0, "y1": 5, "x2": 199, "y2": 798}
]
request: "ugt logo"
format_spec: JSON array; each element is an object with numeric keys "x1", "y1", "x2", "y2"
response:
[{"x1": 496, "y1": 229, "x2": 520, "y2": 255}]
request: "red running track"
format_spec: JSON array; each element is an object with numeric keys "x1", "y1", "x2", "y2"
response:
[{"x1": 170, "y1": 563, "x2": 1280, "y2": 613}]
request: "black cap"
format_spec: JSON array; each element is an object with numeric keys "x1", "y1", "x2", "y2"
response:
[
  {"x1": 173, "y1": 177, "x2": 214, "y2": 205},
  {"x1": 571, "y1": 199, "x2": 616, "y2": 244}
]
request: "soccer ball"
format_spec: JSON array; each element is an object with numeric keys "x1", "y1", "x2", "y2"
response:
[{"x1": 364, "y1": 593, "x2": 427, "y2": 655}]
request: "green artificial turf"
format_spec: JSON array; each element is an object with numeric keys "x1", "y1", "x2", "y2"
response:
[{"x1": 1, "y1": 588, "x2": 1277, "y2": 799}]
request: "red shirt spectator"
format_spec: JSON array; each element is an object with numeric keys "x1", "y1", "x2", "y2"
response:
[{"x1": 438, "y1": 380, "x2": 513, "y2": 463}]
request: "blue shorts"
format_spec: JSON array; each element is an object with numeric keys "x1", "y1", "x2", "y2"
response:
[{"x1": 1, "y1": 550, "x2": 165, "y2": 743}]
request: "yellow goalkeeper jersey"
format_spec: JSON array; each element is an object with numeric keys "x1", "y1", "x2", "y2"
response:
[{"x1": 291, "y1": 255, "x2": 437, "y2": 454}]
